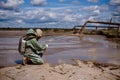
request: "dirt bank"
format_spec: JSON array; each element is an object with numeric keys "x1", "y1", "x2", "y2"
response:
[
  {"x1": 0, "y1": 29, "x2": 73, "y2": 37},
  {"x1": 0, "y1": 60, "x2": 120, "y2": 80}
]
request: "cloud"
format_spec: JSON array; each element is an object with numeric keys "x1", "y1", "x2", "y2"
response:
[
  {"x1": 0, "y1": 5, "x2": 102, "y2": 28},
  {"x1": 58, "y1": 0, "x2": 65, "y2": 2},
  {"x1": 16, "y1": 19, "x2": 24, "y2": 24},
  {"x1": 110, "y1": 0, "x2": 120, "y2": 5},
  {"x1": 79, "y1": 5, "x2": 113, "y2": 23},
  {"x1": 21, "y1": 8, "x2": 58, "y2": 24},
  {"x1": 47, "y1": 12, "x2": 57, "y2": 18},
  {"x1": 82, "y1": 5, "x2": 99, "y2": 11},
  {"x1": 0, "y1": 0, "x2": 119, "y2": 28},
  {"x1": 100, "y1": 5, "x2": 109, "y2": 11},
  {"x1": 114, "y1": 6, "x2": 120, "y2": 15},
  {"x1": 65, "y1": 9, "x2": 73, "y2": 13},
  {"x1": 0, "y1": 10, "x2": 15, "y2": 21},
  {"x1": 88, "y1": 16, "x2": 94, "y2": 20},
  {"x1": 116, "y1": 6, "x2": 120, "y2": 12},
  {"x1": 111, "y1": 6, "x2": 120, "y2": 22},
  {"x1": 87, "y1": 0, "x2": 99, "y2": 3},
  {"x1": 80, "y1": 5, "x2": 101, "y2": 17},
  {"x1": 109, "y1": 1, "x2": 120, "y2": 23},
  {"x1": 0, "y1": 9, "x2": 26, "y2": 27},
  {"x1": 112, "y1": 10, "x2": 120, "y2": 16},
  {"x1": 31, "y1": 0, "x2": 47, "y2": 6},
  {"x1": 0, "y1": 0, "x2": 24, "y2": 10},
  {"x1": 93, "y1": 9, "x2": 100, "y2": 14},
  {"x1": 72, "y1": 0, "x2": 80, "y2": 4},
  {"x1": 63, "y1": 15, "x2": 75, "y2": 22}
]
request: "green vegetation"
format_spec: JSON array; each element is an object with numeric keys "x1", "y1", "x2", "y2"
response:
[
  {"x1": 0, "y1": 27, "x2": 72, "y2": 31},
  {"x1": 99, "y1": 28, "x2": 120, "y2": 38}
]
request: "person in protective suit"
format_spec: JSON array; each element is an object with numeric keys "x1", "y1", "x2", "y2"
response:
[{"x1": 23, "y1": 29, "x2": 48, "y2": 65}]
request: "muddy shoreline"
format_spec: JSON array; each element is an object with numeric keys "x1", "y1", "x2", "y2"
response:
[{"x1": 0, "y1": 59, "x2": 120, "y2": 80}]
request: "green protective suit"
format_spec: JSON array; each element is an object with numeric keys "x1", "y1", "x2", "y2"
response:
[{"x1": 24, "y1": 29, "x2": 46, "y2": 64}]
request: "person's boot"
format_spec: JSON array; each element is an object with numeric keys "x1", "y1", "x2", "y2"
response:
[{"x1": 23, "y1": 57, "x2": 29, "y2": 65}]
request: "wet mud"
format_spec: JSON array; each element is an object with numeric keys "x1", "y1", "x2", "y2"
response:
[{"x1": 0, "y1": 60, "x2": 120, "y2": 80}]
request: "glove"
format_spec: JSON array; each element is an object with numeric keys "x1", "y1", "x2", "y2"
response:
[{"x1": 45, "y1": 44, "x2": 48, "y2": 48}]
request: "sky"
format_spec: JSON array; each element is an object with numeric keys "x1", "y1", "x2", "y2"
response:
[{"x1": 0, "y1": 0, "x2": 120, "y2": 28}]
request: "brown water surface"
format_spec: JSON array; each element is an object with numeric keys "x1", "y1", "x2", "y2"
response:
[{"x1": 0, "y1": 35, "x2": 120, "y2": 67}]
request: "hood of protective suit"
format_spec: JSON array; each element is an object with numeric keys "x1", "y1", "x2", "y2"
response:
[
  {"x1": 36, "y1": 29, "x2": 43, "y2": 37},
  {"x1": 26, "y1": 29, "x2": 36, "y2": 35}
]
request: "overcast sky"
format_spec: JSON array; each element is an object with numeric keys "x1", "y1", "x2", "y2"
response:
[{"x1": 0, "y1": 0, "x2": 120, "y2": 28}]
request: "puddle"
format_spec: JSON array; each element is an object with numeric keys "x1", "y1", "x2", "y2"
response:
[{"x1": 0, "y1": 35, "x2": 120, "y2": 67}]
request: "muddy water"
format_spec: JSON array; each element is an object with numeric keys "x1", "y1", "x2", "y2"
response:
[{"x1": 0, "y1": 35, "x2": 120, "y2": 67}]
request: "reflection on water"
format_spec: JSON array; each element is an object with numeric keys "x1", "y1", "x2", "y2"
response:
[{"x1": 0, "y1": 35, "x2": 120, "y2": 67}]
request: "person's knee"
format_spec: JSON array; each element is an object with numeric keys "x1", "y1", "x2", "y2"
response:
[
  {"x1": 38, "y1": 59, "x2": 44, "y2": 64},
  {"x1": 33, "y1": 59, "x2": 44, "y2": 64},
  {"x1": 27, "y1": 54, "x2": 44, "y2": 64}
]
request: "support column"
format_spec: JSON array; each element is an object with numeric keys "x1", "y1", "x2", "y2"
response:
[
  {"x1": 117, "y1": 25, "x2": 120, "y2": 37},
  {"x1": 118, "y1": 25, "x2": 120, "y2": 33},
  {"x1": 96, "y1": 26, "x2": 98, "y2": 31}
]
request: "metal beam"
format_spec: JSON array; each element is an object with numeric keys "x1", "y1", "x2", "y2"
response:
[
  {"x1": 79, "y1": 20, "x2": 120, "y2": 34},
  {"x1": 87, "y1": 20, "x2": 120, "y2": 25}
]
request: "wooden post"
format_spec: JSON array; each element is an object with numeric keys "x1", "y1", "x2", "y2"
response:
[
  {"x1": 79, "y1": 21, "x2": 88, "y2": 34},
  {"x1": 96, "y1": 26, "x2": 98, "y2": 31},
  {"x1": 118, "y1": 25, "x2": 120, "y2": 37},
  {"x1": 118, "y1": 25, "x2": 120, "y2": 33},
  {"x1": 73, "y1": 26, "x2": 78, "y2": 34}
]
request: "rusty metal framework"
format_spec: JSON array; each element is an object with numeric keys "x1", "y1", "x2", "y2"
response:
[{"x1": 79, "y1": 20, "x2": 120, "y2": 34}]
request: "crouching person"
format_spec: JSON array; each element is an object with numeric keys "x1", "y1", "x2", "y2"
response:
[{"x1": 23, "y1": 29, "x2": 48, "y2": 65}]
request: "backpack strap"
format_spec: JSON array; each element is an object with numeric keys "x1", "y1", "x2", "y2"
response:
[{"x1": 24, "y1": 34, "x2": 36, "y2": 41}]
